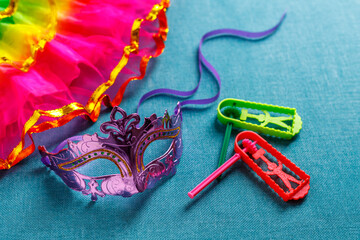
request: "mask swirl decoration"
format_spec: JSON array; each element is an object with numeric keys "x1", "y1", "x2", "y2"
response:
[{"x1": 39, "y1": 105, "x2": 182, "y2": 201}]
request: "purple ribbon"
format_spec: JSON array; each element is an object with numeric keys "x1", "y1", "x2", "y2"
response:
[{"x1": 137, "y1": 13, "x2": 286, "y2": 114}]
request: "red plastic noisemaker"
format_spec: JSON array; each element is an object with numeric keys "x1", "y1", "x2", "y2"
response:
[{"x1": 188, "y1": 131, "x2": 310, "y2": 201}]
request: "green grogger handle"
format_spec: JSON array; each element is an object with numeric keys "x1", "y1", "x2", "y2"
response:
[{"x1": 217, "y1": 122, "x2": 232, "y2": 179}]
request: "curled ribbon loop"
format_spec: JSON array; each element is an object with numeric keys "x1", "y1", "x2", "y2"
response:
[{"x1": 137, "y1": 13, "x2": 286, "y2": 113}]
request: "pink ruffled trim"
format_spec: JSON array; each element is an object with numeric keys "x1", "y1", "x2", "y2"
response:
[{"x1": 0, "y1": 0, "x2": 169, "y2": 163}]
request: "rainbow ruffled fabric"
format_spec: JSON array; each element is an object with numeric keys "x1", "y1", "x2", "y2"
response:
[{"x1": 0, "y1": 0, "x2": 170, "y2": 169}]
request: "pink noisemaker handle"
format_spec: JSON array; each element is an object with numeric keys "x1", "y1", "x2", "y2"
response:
[
  {"x1": 188, "y1": 142, "x2": 256, "y2": 198},
  {"x1": 188, "y1": 153, "x2": 241, "y2": 199}
]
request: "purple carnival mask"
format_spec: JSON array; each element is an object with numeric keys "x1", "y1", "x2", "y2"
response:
[{"x1": 39, "y1": 106, "x2": 182, "y2": 201}]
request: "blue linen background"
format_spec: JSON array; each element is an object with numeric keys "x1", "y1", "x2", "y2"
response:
[{"x1": 0, "y1": 0, "x2": 359, "y2": 239}]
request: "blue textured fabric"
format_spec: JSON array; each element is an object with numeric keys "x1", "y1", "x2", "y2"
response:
[{"x1": 0, "y1": 0, "x2": 359, "y2": 239}]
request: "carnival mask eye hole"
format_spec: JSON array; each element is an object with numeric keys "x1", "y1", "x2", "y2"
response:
[
  {"x1": 142, "y1": 138, "x2": 174, "y2": 167},
  {"x1": 75, "y1": 158, "x2": 121, "y2": 177}
]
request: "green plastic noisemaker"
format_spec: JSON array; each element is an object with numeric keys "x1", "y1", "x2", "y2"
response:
[{"x1": 217, "y1": 98, "x2": 302, "y2": 139}]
